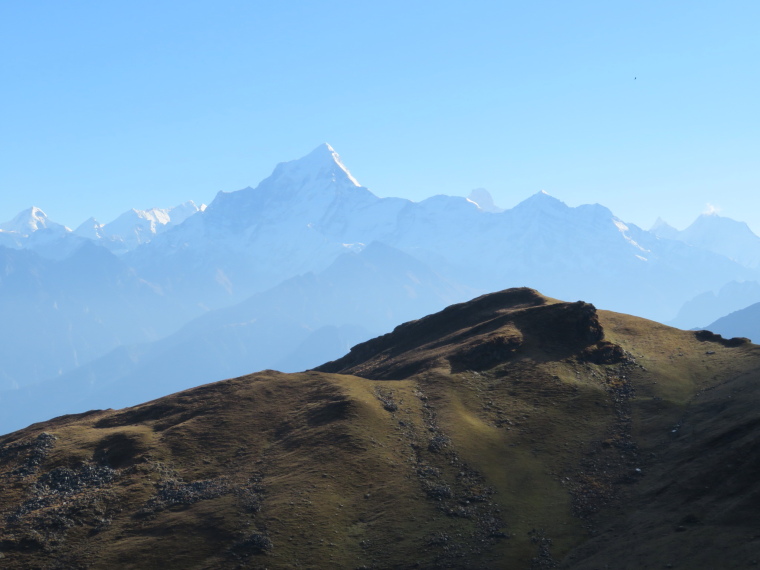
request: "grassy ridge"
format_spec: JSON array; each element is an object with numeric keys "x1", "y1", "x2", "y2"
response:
[{"x1": 1, "y1": 289, "x2": 759, "y2": 568}]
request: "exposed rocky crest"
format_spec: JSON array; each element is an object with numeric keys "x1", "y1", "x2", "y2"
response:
[{"x1": 316, "y1": 288, "x2": 612, "y2": 378}]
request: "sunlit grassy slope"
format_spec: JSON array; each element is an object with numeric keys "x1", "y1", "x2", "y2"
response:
[{"x1": 1, "y1": 288, "x2": 759, "y2": 568}]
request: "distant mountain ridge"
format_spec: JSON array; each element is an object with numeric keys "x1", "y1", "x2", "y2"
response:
[
  {"x1": 73, "y1": 201, "x2": 205, "y2": 253},
  {"x1": 652, "y1": 211, "x2": 760, "y2": 268},
  {"x1": 668, "y1": 280, "x2": 760, "y2": 329},
  {"x1": 5, "y1": 146, "x2": 759, "y2": 322},
  {"x1": 116, "y1": 146, "x2": 760, "y2": 322},
  {"x1": 3, "y1": 143, "x2": 760, "y2": 432},
  {"x1": 0, "y1": 206, "x2": 69, "y2": 236},
  {"x1": 706, "y1": 300, "x2": 760, "y2": 342},
  {"x1": 0, "y1": 242, "x2": 468, "y2": 434},
  {"x1": 0, "y1": 202, "x2": 206, "y2": 258},
  {"x1": 0, "y1": 243, "x2": 187, "y2": 392}
]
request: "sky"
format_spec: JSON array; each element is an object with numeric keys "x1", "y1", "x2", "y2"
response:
[{"x1": 1, "y1": 1, "x2": 759, "y2": 233}]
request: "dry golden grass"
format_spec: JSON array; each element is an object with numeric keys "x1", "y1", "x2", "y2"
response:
[{"x1": 2, "y1": 288, "x2": 760, "y2": 568}]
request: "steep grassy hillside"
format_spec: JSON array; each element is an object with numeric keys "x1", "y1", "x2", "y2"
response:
[{"x1": 1, "y1": 288, "x2": 759, "y2": 568}]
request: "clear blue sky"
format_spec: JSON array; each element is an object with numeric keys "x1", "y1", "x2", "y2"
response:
[{"x1": 2, "y1": 1, "x2": 758, "y2": 232}]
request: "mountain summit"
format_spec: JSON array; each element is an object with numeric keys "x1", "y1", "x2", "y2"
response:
[
  {"x1": 269, "y1": 142, "x2": 362, "y2": 189},
  {"x1": 127, "y1": 145, "x2": 403, "y2": 306},
  {"x1": 467, "y1": 188, "x2": 504, "y2": 213},
  {"x1": 202, "y1": 143, "x2": 377, "y2": 231},
  {"x1": 0, "y1": 206, "x2": 68, "y2": 236},
  {"x1": 651, "y1": 212, "x2": 760, "y2": 269}
]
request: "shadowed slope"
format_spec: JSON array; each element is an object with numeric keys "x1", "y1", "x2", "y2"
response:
[
  {"x1": 315, "y1": 287, "x2": 611, "y2": 379},
  {"x1": 1, "y1": 288, "x2": 760, "y2": 569}
]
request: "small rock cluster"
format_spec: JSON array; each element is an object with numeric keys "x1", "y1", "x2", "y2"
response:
[
  {"x1": 0, "y1": 432, "x2": 57, "y2": 478},
  {"x1": 2, "y1": 451, "x2": 121, "y2": 562},
  {"x1": 427, "y1": 434, "x2": 450, "y2": 453},
  {"x1": 7, "y1": 462, "x2": 117, "y2": 524},
  {"x1": 421, "y1": 479, "x2": 453, "y2": 500},
  {"x1": 227, "y1": 473, "x2": 271, "y2": 560},
  {"x1": 34, "y1": 464, "x2": 117, "y2": 498},
  {"x1": 235, "y1": 474, "x2": 266, "y2": 513},
  {"x1": 231, "y1": 532, "x2": 273, "y2": 556},
  {"x1": 140, "y1": 477, "x2": 230, "y2": 514},
  {"x1": 374, "y1": 388, "x2": 399, "y2": 412},
  {"x1": 529, "y1": 528, "x2": 558, "y2": 568}
]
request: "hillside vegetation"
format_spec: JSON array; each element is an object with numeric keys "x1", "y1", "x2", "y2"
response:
[{"x1": 1, "y1": 288, "x2": 759, "y2": 568}]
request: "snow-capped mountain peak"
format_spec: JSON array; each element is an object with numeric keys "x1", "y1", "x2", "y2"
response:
[
  {"x1": 648, "y1": 212, "x2": 760, "y2": 269},
  {"x1": 67, "y1": 201, "x2": 208, "y2": 254},
  {"x1": 268, "y1": 143, "x2": 362, "y2": 190},
  {"x1": 512, "y1": 190, "x2": 566, "y2": 213},
  {"x1": 168, "y1": 200, "x2": 206, "y2": 225},
  {"x1": 200, "y1": 144, "x2": 378, "y2": 236},
  {"x1": 650, "y1": 217, "x2": 679, "y2": 237},
  {"x1": 0, "y1": 206, "x2": 69, "y2": 236},
  {"x1": 686, "y1": 212, "x2": 757, "y2": 237},
  {"x1": 103, "y1": 208, "x2": 171, "y2": 238},
  {"x1": 74, "y1": 217, "x2": 105, "y2": 240},
  {"x1": 466, "y1": 188, "x2": 504, "y2": 213},
  {"x1": 679, "y1": 213, "x2": 760, "y2": 268},
  {"x1": 103, "y1": 201, "x2": 204, "y2": 237}
]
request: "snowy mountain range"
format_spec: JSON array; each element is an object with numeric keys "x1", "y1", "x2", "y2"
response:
[
  {"x1": 74, "y1": 201, "x2": 205, "y2": 253},
  {"x1": 652, "y1": 212, "x2": 760, "y2": 269},
  {"x1": 2, "y1": 143, "x2": 760, "y2": 434},
  {"x1": 0, "y1": 206, "x2": 68, "y2": 236},
  {"x1": 0, "y1": 201, "x2": 205, "y2": 259}
]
